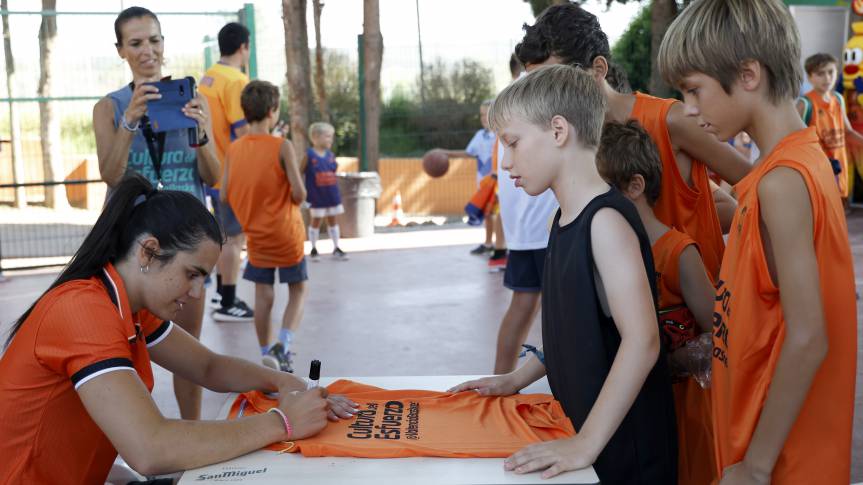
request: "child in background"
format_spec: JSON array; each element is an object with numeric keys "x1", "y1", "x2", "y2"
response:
[
  {"x1": 660, "y1": 1, "x2": 857, "y2": 483},
  {"x1": 452, "y1": 65, "x2": 677, "y2": 483},
  {"x1": 797, "y1": 52, "x2": 863, "y2": 203},
  {"x1": 303, "y1": 122, "x2": 348, "y2": 261},
  {"x1": 439, "y1": 101, "x2": 506, "y2": 268},
  {"x1": 597, "y1": 120, "x2": 716, "y2": 485},
  {"x1": 222, "y1": 80, "x2": 308, "y2": 373}
]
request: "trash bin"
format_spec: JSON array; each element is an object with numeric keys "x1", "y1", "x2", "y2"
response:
[{"x1": 336, "y1": 172, "x2": 382, "y2": 238}]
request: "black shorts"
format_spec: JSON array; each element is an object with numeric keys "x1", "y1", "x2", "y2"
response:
[
  {"x1": 503, "y1": 249, "x2": 546, "y2": 292},
  {"x1": 207, "y1": 187, "x2": 244, "y2": 237}
]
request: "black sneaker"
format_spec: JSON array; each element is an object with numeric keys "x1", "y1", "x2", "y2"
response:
[
  {"x1": 234, "y1": 298, "x2": 253, "y2": 313},
  {"x1": 470, "y1": 244, "x2": 492, "y2": 255},
  {"x1": 262, "y1": 343, "x2": 294, "y2": 373},
  {"x1": 310, "y1": 247, "x2": 320, "y2": 261},
  {"x1": 213, "y1": 302, "x2": 254, "y2": 322},
  {"x1": 333, "y1": 247, "x2": 349, "y2": 261}
]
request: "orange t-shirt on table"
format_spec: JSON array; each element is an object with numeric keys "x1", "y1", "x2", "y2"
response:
[
  {"x1": 712, "y1": 127, "x2": 856, "y2": 483},
  {"x1": 229, "y1": 380, "x2": 575, "y2": 458},
  {"x1": 225, "y1": 133, "x2": 305, "y2": 268}
]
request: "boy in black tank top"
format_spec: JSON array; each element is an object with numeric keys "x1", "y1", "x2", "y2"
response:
[{"x1": 449, "y1": 65, "x2": 677, "y2": 483}]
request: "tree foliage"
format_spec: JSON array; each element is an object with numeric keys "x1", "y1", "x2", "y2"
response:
[{"x1": 611, "y1": 4, "x2": 651, "y2": 93}]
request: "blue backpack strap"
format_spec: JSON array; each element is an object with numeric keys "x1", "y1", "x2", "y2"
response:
[
  {"x1": 798, "y1": 96, "x2": 813, "y2": 126},
  {"x1": 833, "y1": 91, "x2": 846, "y2": 113}
]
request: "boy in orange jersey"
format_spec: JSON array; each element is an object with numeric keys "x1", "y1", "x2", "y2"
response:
[
  {"x1": 222, "y1": 80, "x2": 308, "y2": 373},
  {"x1": 515, "y1": 2, "x2": 749, "y2": 280},
  {"x1": 659, "y1": 1, "x2": 857, "y2": 483},
  {"x1": 597, "y1": 120, "x2": 716, "y2": 485},
  {"x1": 797, "y1": 52, "x2": 863, "y2": 202}
]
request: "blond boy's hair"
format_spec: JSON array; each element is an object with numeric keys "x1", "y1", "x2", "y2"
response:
[
  {"x1": 657, "y1": 0, "x2": 802, "y2": 104},
  {"x1": 309, "y1": 122, "x2": 335, "y2": 138},
  {"x1": 489, "y1": 64, "x2": 606, "y2": 148}
]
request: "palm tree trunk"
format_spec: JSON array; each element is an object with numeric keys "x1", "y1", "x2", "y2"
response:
[
  {"x1": 649, "y1": 0, "x2": 677, "y2": 98},
  {"x1": 282, "y1": 0, "x2": 313, "y2": 156},
  {"x1": 2, "y1": 0, "x2": 26, "y2": 208},
  {"x1": 38, "y1": 0, "x2": 67, "y2": 208},
  {"x1": 362, "y1": 0, "x2": 382, "y2": 172},
  {"x1": 312, "y1": 0, "x2": 329, "y2": 122}
]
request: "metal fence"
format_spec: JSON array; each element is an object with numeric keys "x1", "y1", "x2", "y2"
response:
[
  {"x1": 0, "y1": 7, "x2": 250, "y2": 207},
  {"x1": 0, "y1": 4, "x2": 517, "y2": 272}
]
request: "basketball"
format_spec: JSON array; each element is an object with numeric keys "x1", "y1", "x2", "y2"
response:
[{"x1": 422, "y1": 149, "x2": 450, "y2": 178}]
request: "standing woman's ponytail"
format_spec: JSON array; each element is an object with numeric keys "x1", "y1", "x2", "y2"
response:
[{"x1": 5, "y1": 173, "x2": 222, "y2": 347}]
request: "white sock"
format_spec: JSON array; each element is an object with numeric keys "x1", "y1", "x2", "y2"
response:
[
  {"x1": 328, "y1": 224, "x2": 340, "y2": 249},
  {"x1": 309, "y1": 226, "x2": 320, "y2": 249}
]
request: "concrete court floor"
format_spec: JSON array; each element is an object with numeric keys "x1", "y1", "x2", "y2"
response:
[{"x1": 1, "y1": 220, "x2": 862, "y2": 482}]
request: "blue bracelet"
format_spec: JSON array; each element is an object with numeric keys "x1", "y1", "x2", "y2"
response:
[{"x1": 518, "y1": 344, "x2": 545, "y2": 364}]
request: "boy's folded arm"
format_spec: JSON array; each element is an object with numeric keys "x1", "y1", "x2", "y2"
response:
[
  {"x1": 281, "y1": 140, "x2": 307, "y2": 203},
  {"x1": 579, "y1": 208, "x2": 661, "y2": 457},
  {"x1": 711, "y1": 180, "x2": 738, "y2": 234},
  {"x1": 678, "y1": 245, "x2": 716, "y2": 333},
  {"x1": 666, "y1": 102, "x2": 752, "y2": 185},
  {"x1": 739, "y1": 167, "x2": 828, "y2": 479}
]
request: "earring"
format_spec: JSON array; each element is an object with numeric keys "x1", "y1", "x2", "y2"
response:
[{"x1": 140, "y1": 265, "x2": 150, "y2": 274}]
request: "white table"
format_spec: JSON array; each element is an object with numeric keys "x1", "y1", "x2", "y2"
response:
[{"x1": 178, "y1": 376, "x2": 599, "y2": 484}]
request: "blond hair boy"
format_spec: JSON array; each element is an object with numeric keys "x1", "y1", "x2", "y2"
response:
[
  {"x1": 659, "y1": 1, "x2": 857, "y2": 483},
  {"x1": 451, "y1": 65, "x2": 677, "y2": 483}
]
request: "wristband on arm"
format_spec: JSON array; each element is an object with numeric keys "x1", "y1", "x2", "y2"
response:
[{"x1": 267, "y1": 407, "x2": 292, "y2": 440}]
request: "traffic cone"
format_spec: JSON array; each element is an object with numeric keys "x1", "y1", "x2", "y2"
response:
[{"x1": 389, "y1": 190, "x2": 405, "y2": 227}]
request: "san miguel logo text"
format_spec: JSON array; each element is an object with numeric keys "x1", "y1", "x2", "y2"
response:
[{"x1": 347, "y1": 401, "x2": 421, "y2": 440}]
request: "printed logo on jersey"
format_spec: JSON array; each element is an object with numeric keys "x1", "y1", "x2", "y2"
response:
[
  {"x1": 347, "y1": 400, "x2": 421, "y2": 441},
  {"x1": 736, "y1": 205, "x2": 748, "y2": 235},
  {"x1": 713, "y1": 278, "x2": 731, "y2": 367}
]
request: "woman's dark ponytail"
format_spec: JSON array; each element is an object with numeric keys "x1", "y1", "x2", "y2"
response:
[{"x1": 5, "y1": 173, "x2": 222, "y2": 347}]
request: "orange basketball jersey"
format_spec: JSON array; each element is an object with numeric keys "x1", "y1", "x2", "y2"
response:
[
  {"x1": 225, "y1": 134, "x2": 305, "y2": 268},
  {"x1": 631, "y1": 93, "x2": 724, "y2": 280},
  {"x1": 229, "y1": 380, "x2": 575, "y2": 458},
  {"x1": 804, "y1": 90, "x2": 848, "y2": 197},
  {"x1": 712, "y1": 127, "x2": 856, "y2": 483},
  {"x1": 651, "y1": 228, "x2": 716, "y2": 485}
]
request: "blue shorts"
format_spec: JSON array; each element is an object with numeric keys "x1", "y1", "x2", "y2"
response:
[
  {"x1": 243, "y1": 259, "x2": 309, "y2": 285},
  {"x1": 503, "y1": 249, "x2": 546, "y2": 293},
  {"x1": 207, "y1": 188, "x2": 243, "y2": 237}
]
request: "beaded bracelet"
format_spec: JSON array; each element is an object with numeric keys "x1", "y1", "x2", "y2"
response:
[
  {"x1": 121, "y1": 114, "x2": 140, "y2": 132},
  {"x1": 267, "y1": 407, "x2": 292, "y2": 439}
]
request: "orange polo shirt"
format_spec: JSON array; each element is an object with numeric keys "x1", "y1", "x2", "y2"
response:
[
  {"x1": 631, "y1": 92, "x2": 724, "y2": 280},
  {"x1": 0, "y1": 264, "x2": 172, "y2": 485},
  {"x1": 712, "y1": 127, "x2": 856, "y2": 483},
  {"x1": 652, "y1": 229, "x2": 717, "y2": 485},
  {"x1": 229, "y1": 380, "x2": 575, "y2": 458},
  {"x1": 225, "y1": 134, "x2": 305, "y2": 268}
]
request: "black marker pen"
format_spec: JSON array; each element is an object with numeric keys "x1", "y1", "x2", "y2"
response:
[{"x1": 308, "y1": 360, "x2": 321, "y2": 390}]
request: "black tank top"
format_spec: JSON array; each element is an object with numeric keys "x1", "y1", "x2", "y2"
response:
[{"x1": 542, "y1": 187, "x2": 677, "y2": 484}]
